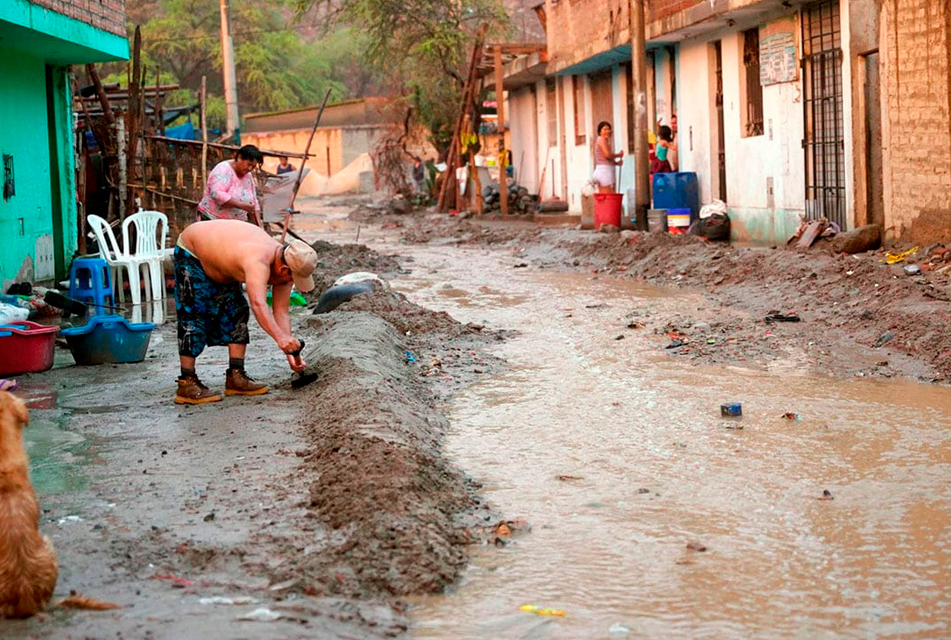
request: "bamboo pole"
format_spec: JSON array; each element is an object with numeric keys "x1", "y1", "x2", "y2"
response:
[{"x1": 200, "y1": 76, "x2": 208, "y2": 188}]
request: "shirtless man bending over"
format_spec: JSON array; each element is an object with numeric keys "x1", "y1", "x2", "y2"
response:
[{"x1": 173, "y1": 219, "x2": 318, "y2": 404}]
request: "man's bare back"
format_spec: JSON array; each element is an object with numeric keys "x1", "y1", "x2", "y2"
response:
[{"x1": 179, "y1": 219, "x2": 278, "y2": 284}]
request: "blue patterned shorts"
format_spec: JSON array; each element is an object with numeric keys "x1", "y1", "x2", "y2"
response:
[{"x1": 174, "y1": 246, "x2": 250, "y2": 357}]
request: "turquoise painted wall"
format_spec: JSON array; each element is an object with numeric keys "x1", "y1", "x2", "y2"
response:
[
  {"x1": 0, "y1": 49, "x2": 56, "y2": 286},
  {"x1": 0, "y1": 2, "x2": 128, "y2": 287},
  {"x1": 728, "y1": 207, "x2": 804, "y2": 245}
]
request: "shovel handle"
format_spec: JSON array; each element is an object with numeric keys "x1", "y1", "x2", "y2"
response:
[{"x1": 288, "y1": 338, "x2": 305, "y2": 359}]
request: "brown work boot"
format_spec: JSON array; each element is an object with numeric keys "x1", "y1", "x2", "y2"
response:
[
  {"x1": 225, "y1": 368, "x2": 269, "y2": 396},
  {"x1": 175, "y1": 375, "x2": 223, "y2": 405}
]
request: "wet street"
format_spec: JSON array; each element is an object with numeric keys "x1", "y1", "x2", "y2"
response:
[{"x1": 301, "y1": 202, "x2": 951, "y2": 639}]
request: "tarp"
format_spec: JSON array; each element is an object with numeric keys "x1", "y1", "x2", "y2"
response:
[{"x1": 164, "y1": 122, "x2": 197, "y2": 141}]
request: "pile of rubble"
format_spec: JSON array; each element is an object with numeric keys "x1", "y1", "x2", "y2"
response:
[{"x1": 481, "y1": 182, "x2": 535, "y2": 214}]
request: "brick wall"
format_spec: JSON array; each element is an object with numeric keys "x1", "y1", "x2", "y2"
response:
[
  {"x1": 29, "y1": 0, "x2": 126, "y2": 38},
  {"x1": 546, "y1": 0, "x2": 630, "y2": 73},
  {"x1": 883, "y1": 0, "x2": 951, "y2": 241}
]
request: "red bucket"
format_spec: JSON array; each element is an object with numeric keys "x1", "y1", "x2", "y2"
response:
[{"x1": 593, "y1": 193, "x2": 623, "y2": 229}]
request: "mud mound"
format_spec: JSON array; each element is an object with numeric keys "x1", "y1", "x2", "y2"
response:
[
  {"x1": 287, "y1": 314, "x2": 481, "y2": 598},
  {"x1": 332, "y1": 290, "x2": 479, "y2": 337},
  {"x1": 309, "y1": 240, "x2": 402, "y2": 294}
]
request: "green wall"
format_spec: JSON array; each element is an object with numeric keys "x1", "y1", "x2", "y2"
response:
[
  {"x1": 0, "y1": 49, "x2": 57, "y2": 287},
  {"x1": 0, "y1": 2, "x2": 128, "y2": 288}
]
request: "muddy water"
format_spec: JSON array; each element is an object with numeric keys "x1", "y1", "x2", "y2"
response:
[{"x1": 301, "y1": 208, "x2": 951, "y2": 639}]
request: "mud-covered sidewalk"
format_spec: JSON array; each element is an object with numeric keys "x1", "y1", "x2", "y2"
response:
[
  {"x1": 356, "y1": 206, "x2": 951, "y2": 384},
  {"x1": 7, "y1": 238, "x2": 501, "y2": 639}
]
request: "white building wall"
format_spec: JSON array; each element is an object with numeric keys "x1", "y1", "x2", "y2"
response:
[
  {"x1": 677, "y1": 28, "x2": 806, "y2": 242},
  {"x1": 509, "y1": 87, "x2": 540, "y2": 194}
]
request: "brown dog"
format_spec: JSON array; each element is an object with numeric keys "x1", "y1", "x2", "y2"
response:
[{"x1": 0, "y1": 391, "x2": 58, "y2": 618}]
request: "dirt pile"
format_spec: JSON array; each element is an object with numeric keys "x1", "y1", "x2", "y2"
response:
[
  {"x1": 262, "y1": 309, "x2": 496, "y2": 601},
  {"x1": 309, "y1": 239, "x2": 403, "y2": 294}
]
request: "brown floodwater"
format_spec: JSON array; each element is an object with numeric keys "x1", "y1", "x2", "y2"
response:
[{"x1": 303, "y1": 205, "x2": 951, "y2": 640}]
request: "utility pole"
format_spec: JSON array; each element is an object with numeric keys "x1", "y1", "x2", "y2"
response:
[
  {"x1": 220, "y1": 0, "x2": 240, "y2": 139},
  {"x1": 629, "y1": 0, "x2": 650, "y2": 231}
]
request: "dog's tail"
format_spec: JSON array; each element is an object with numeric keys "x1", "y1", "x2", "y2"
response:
[{"x1": 56, "y1": 591, "x2": 122, "y2": 611}]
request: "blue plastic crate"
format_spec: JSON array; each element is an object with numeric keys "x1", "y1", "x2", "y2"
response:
[{"x1": 61, "y1": 314, "x2": 154, "y2": 365}]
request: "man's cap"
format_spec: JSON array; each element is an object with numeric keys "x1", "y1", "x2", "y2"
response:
[{"x1": 283, "y1": 240, "x2": 318, "y2": 292}]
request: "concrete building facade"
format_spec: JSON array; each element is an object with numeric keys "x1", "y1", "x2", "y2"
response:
[
  {"x1": 504, "y1": 0, "x2": 951, "y2": 243},
  {"x1": 0, "y1": 0, "x2": 129, "y2": 289}
]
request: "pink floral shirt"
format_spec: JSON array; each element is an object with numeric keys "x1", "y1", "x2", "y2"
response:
[{"x1": 197, "y1": 160, "x2": 260, "y2": 221}]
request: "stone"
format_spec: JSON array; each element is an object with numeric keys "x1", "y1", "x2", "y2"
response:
[{"x1": 832, "y1": 224, "x2": 883, "y2": 254}]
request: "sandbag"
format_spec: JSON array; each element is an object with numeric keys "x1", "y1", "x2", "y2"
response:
[{"x1": 688, "y1": 212, "x2": 731, "y2": 242}]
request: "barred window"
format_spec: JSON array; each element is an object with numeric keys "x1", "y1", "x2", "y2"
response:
[{"x1": 743, "y1": 28, "x2": 764, "y2": 137}]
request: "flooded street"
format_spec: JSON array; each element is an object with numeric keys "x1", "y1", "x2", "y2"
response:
[{"x1": 304, "y1": 204, "x2": 951, "y2": 639}]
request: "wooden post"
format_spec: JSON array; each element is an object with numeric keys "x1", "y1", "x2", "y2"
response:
[
  {"x1": 200, "y1": 76, "x2": 208, "y2": 188},
  {"x1": 494, "y1": 45, "x2": 508, "y2": 215},
  {"x1": 124, "y1": 26, "x2": 142, "y2": 219},
  {"x1": 630, "y1": 0, "x2": 650, "y2": 230}
]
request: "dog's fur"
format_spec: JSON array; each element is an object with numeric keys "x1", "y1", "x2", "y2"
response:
[{"x1": 0, "y1": 391, "x2": 58, "y2": 618}]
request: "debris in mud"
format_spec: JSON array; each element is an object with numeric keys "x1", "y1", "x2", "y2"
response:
[
  {"x1": 153, "y1": 574, "x2": 192, "y2": 588},
  {"x1": 819, "y1": 490, "x2": 835, "y2": 501},
  {"x1": 764, "y1": 311, "x2": 801, "y2": 323},
  {"x1": 904, "y1": 264, "x2": 922, "y2": 276},
  {"x1": 557, "y1": 475, "x2": 584, "y2": 482},
  {"x1": 781, "y1": 412, "x2": 801, "y2": 421},
  {"x1": 626, "y1": 321, "x2": 644, "y2": 329},
  {"x1": 519, "y1": 604, "x2": 566, "y2": 617},
  {"x1": 720, "y1": 403, "x2": 742, "y2": 417},
  {"x1": 513, "y1": 263, "x2": 528, "y2": 268},
  {"x1": 237, "y1": 607, "x2": 283, "y2": 622},
  {"x1": 200, "y1": 596, "x2": 259, "y2": 606},
  {"x1": 615, "y1": 334, "x2": 625, "y2": 341},
  {"x1": 494, "y1": 522, "x2": 511, "y2": 536},
  {"x1": 686, "y1": 542, "x2": 708, "y2": 552},
  {"x1": 666, "y1": 340, "x2": 684, "y2": 349},
  {"x1": 874, "y1": 332, "x2": 894, "y2": 348}
]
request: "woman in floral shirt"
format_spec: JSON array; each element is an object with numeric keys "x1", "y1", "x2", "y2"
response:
[{"x1": 198, "y1": 145, "x2": 263, "y2": 224}]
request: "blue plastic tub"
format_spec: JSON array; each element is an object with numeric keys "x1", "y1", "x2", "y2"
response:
[
  {"x1": 61, "y1": 314, "x2": 154, "y2": 365},
  {"x1": 652, "y1": 172, "x2": 700, "y2": 218}
]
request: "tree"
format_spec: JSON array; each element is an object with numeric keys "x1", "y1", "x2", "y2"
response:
[
  {"x1": 293, "y1": 0, "x2": 510, "y2": 153},
  {"x1": 121, "y1": 0, "x2": 348, "y2": 116}
]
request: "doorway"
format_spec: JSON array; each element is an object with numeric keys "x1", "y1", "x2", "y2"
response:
[
  {"x1": 801, "y1": 0, "x2": 846, "y2": 227},
  {"x1": 712, "y1": 41, "x2": 727, "y2": 202}
]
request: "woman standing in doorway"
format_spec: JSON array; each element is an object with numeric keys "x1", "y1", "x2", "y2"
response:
[{"x1": 592, "y1": 121, "x2": 624, "y2": 193}]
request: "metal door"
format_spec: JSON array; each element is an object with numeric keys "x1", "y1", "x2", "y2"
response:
[{"x1": 801, "y1": 0, "x2": 845, "y2": 227}]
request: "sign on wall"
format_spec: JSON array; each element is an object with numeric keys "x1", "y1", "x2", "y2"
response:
[{"x1": 760, "y1": 17, "x2": 799, "y2": 86}]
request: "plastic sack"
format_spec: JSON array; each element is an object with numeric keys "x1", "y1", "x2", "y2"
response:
[
  {"x1": 0, "y1": 302, "x2": 29, "y2": 325},
  {"x1": 699, "y1": 199, "x2": 728, "y2": 220}
]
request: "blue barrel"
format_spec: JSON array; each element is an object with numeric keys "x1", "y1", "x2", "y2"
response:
[{"x1": 652, "y1": 172, "x2": 700, "y2": 219}]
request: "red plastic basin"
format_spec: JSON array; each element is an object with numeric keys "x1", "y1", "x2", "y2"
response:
[{"x1": 0, "y1": 321, "x2": 60, "y2": 376}]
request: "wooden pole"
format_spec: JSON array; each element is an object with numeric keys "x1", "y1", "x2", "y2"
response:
[
  {"x1": 494, "y1": 45, "x2": 508, "y2": 215},
  {"x1": 630, "y1": 0, "x2": 650, "y2": 231},
  {"x1": 280, "y1": 88, "x2": 332, "y2": 242},
  {"x1": 124, "y1": 26, "x2": 142, "y2": 219},
  {"x1": 200, "y1": 76, "x2": 208, "y2": 188}
]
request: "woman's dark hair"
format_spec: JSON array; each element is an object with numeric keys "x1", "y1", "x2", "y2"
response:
[
  {"x1": 658, "y1": 125, "x2": 673, "y2": 142},
  {"x1": 597, "y1": 121, "x2": 612, "y2": 136},
  {"x1": 236, "y1": 145, "x2": 263, "y2": 163}
]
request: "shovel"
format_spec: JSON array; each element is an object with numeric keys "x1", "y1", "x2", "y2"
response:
[
  {"x1": 44, "y1": 290, "x2": 122, "y2": 318},
  {"x1": 288, "y1": 338, "x2": 319, "y2": 389}
]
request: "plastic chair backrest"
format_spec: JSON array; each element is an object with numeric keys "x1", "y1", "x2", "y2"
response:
[
  {"x1": 87, "y1": 214, "x2": 128, "y2": 263},
  {"x1": 124, "y1": 210, "x2": 168, "y2": 259}
]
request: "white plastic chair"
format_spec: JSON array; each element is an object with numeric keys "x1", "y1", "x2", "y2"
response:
[
  {"x1": 86, "y1": 214, "x2": 150, "y2": 306},
  {"x1": 123, "y1": 209, "x2": 172, "y2": 300}
]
